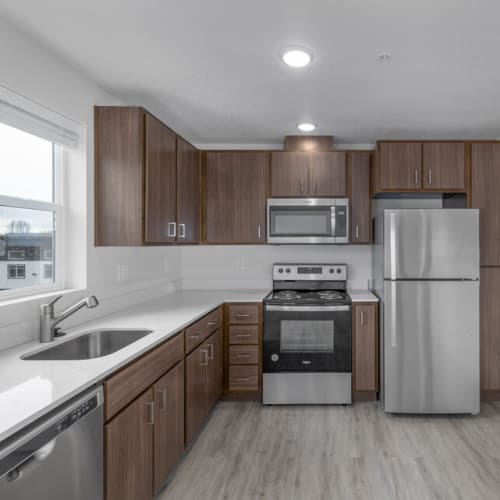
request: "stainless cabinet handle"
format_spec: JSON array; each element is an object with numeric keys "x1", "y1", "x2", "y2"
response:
[
  {"x1": 200, "y1": 349, "x2": 208, "y2": 366},
  {"x1": 236, "y1": 354, "x2": 251, "y2": 358},
  {"x1": 236, "y1": 378, "x2": 251, "y2": 382},
  {"x1": 414, "y1": 169, "x2": 418, "y2": 186},
  {"x1": 236, "y1": 334, "x2": 250, "y2": 338},
  {"x1": 179, "y1": 223, "x2": 186, "y2": 238},
  {"x1": 146, "y1": 401, "x2": 154, "y2": 424},
  {"x1": 355, "y1": 225, "x2": 359, "y2": 240},
  {"x1": 207, "y1": 343, "x2": 214, "y2": 360},
  {"x1": 157, "y1": 388, "x2": 167, "y2": 410},
  {"x1": 207, "y1": 321, "x2": 217, "y2": 326},
  {"x1": 360, "y1": 310, "x2": 364, "y2": 326},
  {"x1": 189, "y1": 333, "x2": 200, "y2": 338},
  {"x1": 257, "y1": 225, "x2": 262, "y2": 240},
  {"x1": 167, "y1": 222, "x2": 177, "y2": 237},
  {"x1": 428, "y1": 170, "x2": 432, "y2": 185},
  {"x1": 235, "y1": 314, "x2": 250, "y2": 318}
]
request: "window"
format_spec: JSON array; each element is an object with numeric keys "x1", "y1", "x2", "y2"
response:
[
  {"x1": 7, "y1": 264, "x2": 25, "y2": 279},
  {"x1": 43, "y1": 264, "x2": 53, "y2": 280},
  {"x1": 0, "y1": 122, "x2": 60, "y2": 294}
]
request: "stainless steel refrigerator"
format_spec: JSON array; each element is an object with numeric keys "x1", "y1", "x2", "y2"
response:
[{"x1": 373, "y1": 209, "x2": 480, "y2": 414}]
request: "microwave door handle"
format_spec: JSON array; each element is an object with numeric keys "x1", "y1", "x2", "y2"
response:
[{"x1": 330, "y1": 206, "x2": 336, "y2": 237}]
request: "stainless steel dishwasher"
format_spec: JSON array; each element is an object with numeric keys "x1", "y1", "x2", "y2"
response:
[{"x1": 0, "y1": 386, "x2": 103, "y2": 500}]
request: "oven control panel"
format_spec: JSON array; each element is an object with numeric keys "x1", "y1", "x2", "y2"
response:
[{"x1": 273, "y1": 264, "x2": 347, "y2": 281}]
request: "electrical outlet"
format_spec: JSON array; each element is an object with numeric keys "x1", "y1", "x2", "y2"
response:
[{"x1": 117, "y1": 264, "x2": 129, "y2": 282}]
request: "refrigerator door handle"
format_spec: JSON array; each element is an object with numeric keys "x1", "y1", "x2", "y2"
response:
[
  {"x1": 389, "y1": 212, "x2": 397, "y2": 280},
  {"x1": 390, "y1": 283, "x2": 398, "y2": 347}
]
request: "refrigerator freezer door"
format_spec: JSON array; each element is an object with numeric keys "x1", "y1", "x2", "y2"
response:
[
  {"x1": 383, "y1": 280, "x2": 479, "y2": 413},
  {"x1": 384, "y1": 209, "x2": 479, "y2": 280}
]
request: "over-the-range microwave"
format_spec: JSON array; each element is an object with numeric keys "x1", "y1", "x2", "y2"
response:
[{"x1": 267, "y1": 198, "x2": 349, "y2": 244}]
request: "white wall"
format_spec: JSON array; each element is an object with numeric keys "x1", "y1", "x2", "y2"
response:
[
  {"x1": 0, "y1": 18, "x2": 181, "y2": 350},
  {"x1": 180, "y1": 245, "x2": 371, "y2": 290}
]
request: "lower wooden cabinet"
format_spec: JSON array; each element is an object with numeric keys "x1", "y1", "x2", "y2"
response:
[
  {"x1": 153, "y1": 361, "x2": 185, "y2": 494},
  {"x1": 352, "y1": 303, "x2": 379, "y2": 398},
  {"x1": 105, "y1": 389, "x2": 154, "y2": 500},
  {"x1": 185, "y1": 329, "x2": 222, "y2": 443}
]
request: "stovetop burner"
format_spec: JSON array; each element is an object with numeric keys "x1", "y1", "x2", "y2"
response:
[
  {"x1": 317, "y1": 290, "x2": 344, "y2": 300},
  {"x1": 273, "y1": 290, "x2": 301, "y2": 300}
]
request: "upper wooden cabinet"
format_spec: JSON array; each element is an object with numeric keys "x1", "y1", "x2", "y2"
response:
[
  {"x1": 94, "y1": 106, "x2": 200, "y2": 246},
  {"x1": 144, "y1": 113, "x2": 177, "y2": 243},
  {"x1": 377, "y1": 141, "x2": 466, "y2": 192},
  {"x1": 471, "y1": 143, "x2": 500, "y2": 266},
  {"x1": 270, "y1": 151, "x2": 346, "y2": 197},
  {"x1": 177, "y1": 137, "x2": 200, "y2": 244},
  {"x1": 349, "y1": 152, "x2": 371, "y2": 244},
  {"x1": 204, "y1": 152, "x2": 268, "y2": 244}
]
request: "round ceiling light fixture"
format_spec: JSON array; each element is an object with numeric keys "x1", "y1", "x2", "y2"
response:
[
  {"x1": 281, "y1": 47, "x2": 313, "y2": 68},
  {"x1": 297, "y1": 122, "x2": 316, "y2": 132}
]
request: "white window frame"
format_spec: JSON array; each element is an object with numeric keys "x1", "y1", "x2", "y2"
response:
[
  {"x1": 7, "y1": 263, "x2": 26, "y2": 279},
  {"x1": 0, "y1": 144, "x2": 64, "y2": 299}
]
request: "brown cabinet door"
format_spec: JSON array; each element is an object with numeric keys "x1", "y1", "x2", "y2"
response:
[
  {"x1": 480, "y1": 268, "x2": 500, "y2": 392},
  {"x1": 153, "y1": 361, "x2": 185, "y2": 493},
  {"x1": 422, "y1": 142, "x2": 465, "y2": 190},
  {"x1": 378, "y1": 142, "x2": 422, "y2": 191},
  {"x1": 471, "y1": 143, "x2": 500, "y2": 266},
  {"x1": 185, "y1": 343, "x2": 209, "y2": 443},
  {"x1": 205, "y1": 152, "x2": 268, "y2": 243},
  {"x1": 353, "y1": 303, "x2": 378, "y2": 391},
  {"x1": 270, "y1": 152, "x2": 309, "y2": 196},
  {"x1": 177, "y1": 137, "x2": 200, "y2": 243},
  {"x1": 144, "y1": 113, "x2": 177, "y2": 243},
  {"x1": 94, "y1": 107, "x2": 144, "y2": 246},
  {"x1": 350, "y1": 152, "x2": 371, "y2": 244},
  {"x1": 205, "y1": 330, "x2": 221, "y2": 410},
  {"x1": 105, "y1": 389, "x2": 154, "y2": 500},
  {"x1": 309, "y1": 152, "x2": 346, "y2": 197}
]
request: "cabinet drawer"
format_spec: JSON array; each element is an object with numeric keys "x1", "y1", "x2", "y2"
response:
[
  {"x1": 228, "y1": 304, "x2": 259, "y2": 324},
  {"x1": 228, "y1": 325, "x2": 259, "y2": 345},
  {"x1": 229, "y1": 345, "x2": 259, "y2": 365},
  {"x1": 185, "y1": 307, "x2": 221, "y2": 353},
  {"x1": 105, "y1": 333, "x2": 184, "y2": 420},
  {"x1": 229, "y1": 366, "x2": 259, "y2": 391}
]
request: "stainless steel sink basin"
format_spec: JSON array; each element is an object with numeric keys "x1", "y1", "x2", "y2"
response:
[{"x1": 22, "y1": 329, "x2": 153, "y2": 360}]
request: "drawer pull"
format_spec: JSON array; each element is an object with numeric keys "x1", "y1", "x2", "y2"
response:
[
  {"x1": 236, "y1": 334, "x2": 250, "y2": 337},
  {"x1": 145, "y1": 401, "x2": 154, "y2": 424},
  {"x1": 236, "y1": 354, "x2": 250, "y2": 358},
  {"x1": 207, "y1": 344, "x2": 214, "y2": 360},
  {"x1": 236, "y1": 378, "x2": 251, "y2": 382},
  {"x1": 207, "y1": 321, "x2": 217, "y2": 326},
  {"x1": 235, "y1": 313, "x2": 251, "y2": 318},
  {"x1": 189, "y1": 333, "x2": 201, "y2": 338}
]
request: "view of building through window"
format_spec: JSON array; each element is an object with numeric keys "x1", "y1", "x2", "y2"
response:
[{"x1": 0, "y1": 123, "x2": 57, "y2": 292}]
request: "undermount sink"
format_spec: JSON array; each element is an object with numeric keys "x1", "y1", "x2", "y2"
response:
[{"x1": 22, "y1": 329, "x2": 153, "y2": 360}]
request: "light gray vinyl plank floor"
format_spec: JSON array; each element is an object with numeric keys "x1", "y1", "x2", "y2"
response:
[{"x1": 157, "y1": 401, "x2": 500, "y2": 500}]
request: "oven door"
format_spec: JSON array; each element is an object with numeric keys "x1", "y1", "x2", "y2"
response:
[{"x1": 263, "y1": 305, "x2": 351, "y2": 372}]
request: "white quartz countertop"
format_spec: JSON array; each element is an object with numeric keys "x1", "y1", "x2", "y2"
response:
[
  {"x1": 0, "y1": 289, "x2": 268, "y2": 444},
  {"x1": 348, "y1": 290, "x2": 379, "y2": 302}
]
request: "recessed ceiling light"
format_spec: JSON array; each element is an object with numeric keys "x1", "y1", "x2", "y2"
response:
[
  {"x1": 281, "y1": 47, "x2": 313, "y2": 68},
  {"x1": 378, "y1": 53, "x2": 392, "y2": 63},
  {"x1": 297, "y1": 122, "x2": 316, "y2": 132}
]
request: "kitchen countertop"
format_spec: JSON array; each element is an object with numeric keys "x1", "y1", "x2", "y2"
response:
[
  {"x1": 0, "y1": 289, "x2": 268, "y2": 444},
  {"x1": 0, "y1": 287, "x2": 377, "y2": 444},
  {"x1": 348, "y1": 289, "x2": 379, "y2": 302}
]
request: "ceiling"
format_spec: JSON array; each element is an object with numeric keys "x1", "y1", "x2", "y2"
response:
[{"x1": 1, "y1": 0, "x2": 499, "y2": 146}]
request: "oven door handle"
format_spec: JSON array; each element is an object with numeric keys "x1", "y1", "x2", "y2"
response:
[{"x1": 265, "y1": 305, "x2": 350, "y2": 312}]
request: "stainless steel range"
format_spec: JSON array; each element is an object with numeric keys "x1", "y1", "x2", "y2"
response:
[{"x1": 262, "y1": 264, "x2": 352, "y2": 405}]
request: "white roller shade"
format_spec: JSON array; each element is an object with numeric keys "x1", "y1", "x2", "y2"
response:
[{"x1": 0, "y1": 83, "x2": 82, "y2": 148}]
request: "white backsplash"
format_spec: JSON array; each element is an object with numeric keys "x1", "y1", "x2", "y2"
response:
[{"x1": 180, "y1": 245, "x2": 371, "y2": 291}]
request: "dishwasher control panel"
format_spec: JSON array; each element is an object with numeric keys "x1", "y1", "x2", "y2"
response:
[{"x1": 56, "y1": 395, "x2": 98, "y2": 433}]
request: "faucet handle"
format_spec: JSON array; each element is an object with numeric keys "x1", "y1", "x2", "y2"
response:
[{"x1": 42, "y1": 295, "x2": 63, "y2": 310}]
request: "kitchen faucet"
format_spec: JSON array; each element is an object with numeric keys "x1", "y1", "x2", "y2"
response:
[{"x1": 40, "y1": 295, "x2": 99, "y2": 343}]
